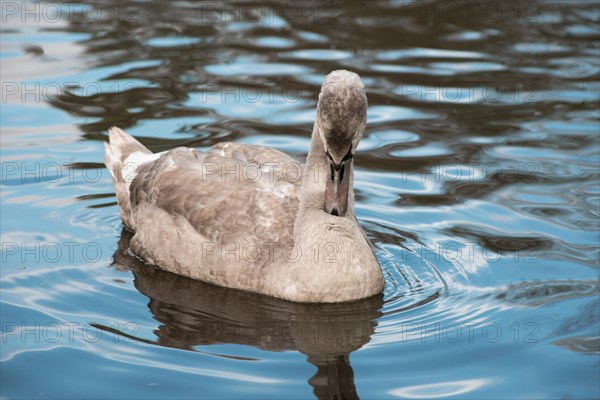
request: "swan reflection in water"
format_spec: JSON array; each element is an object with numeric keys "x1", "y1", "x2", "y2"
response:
[{"x1": 107, "y1": 229, "x2": 384, "y2": 399}]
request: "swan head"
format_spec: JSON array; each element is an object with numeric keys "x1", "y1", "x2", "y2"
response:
[{"x1": 316, "y1": 70, "x2": 367, "y2": 217}]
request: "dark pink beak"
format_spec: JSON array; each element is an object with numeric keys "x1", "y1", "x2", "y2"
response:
[{"x1": 324, "y1": 157, "x2": 352, "y2": 217}]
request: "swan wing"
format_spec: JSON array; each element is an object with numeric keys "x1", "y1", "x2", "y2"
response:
[{"x1": 129, "y1": 144, "x2": 301, "y2": 247}]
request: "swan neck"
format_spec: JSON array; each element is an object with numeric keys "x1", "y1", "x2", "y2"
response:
[{"x1": 305, "y1": 124, "x2": 326, "y2": 170}]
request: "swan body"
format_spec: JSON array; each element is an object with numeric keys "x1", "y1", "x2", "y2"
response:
[{"x1": 104, "y1": 70, "x2": 384, "y2": 303}]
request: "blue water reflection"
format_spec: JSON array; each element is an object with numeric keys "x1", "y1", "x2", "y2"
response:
[{"x1": 1, "y1": 1, "x2": 599, "y2": 399}]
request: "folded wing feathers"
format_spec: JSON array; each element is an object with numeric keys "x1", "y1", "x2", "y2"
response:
[{"x1": 105, "y1": 127, "x2": 301, "y2": 253}]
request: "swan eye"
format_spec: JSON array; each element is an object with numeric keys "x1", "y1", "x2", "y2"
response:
[
  {"x1": 339, "y1": 164, "x2": 345, "y2": 182},
  {"x1": 330, "y1": 163, "x2": 335, "y2": 181}
]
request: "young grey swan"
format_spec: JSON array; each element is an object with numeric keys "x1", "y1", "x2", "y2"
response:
[{"x1": 104, "y1": 69, "x2": 384, "y2": 303}]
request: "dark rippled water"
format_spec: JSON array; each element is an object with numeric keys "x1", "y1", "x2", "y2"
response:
[{"x1": 1, "y1": 1, "x2": 599, "y2": 399}]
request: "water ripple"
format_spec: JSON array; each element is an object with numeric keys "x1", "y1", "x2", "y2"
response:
[{"x1": 2, "y1": 1, "x2": 599, "y2": 398}]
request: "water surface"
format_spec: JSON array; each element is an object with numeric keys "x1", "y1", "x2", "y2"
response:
[{"x1": 1, "y1": 1, "x2": 599, "y2": 399}]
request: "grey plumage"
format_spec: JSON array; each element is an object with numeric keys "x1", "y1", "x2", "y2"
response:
[{"x1": 104, "y1": 70, "x2": 384, "y2": 303}]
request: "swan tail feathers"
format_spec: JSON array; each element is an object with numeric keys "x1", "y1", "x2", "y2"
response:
[{"x1": 104, "y1": 127, "x2": 151, "y2": 230}]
